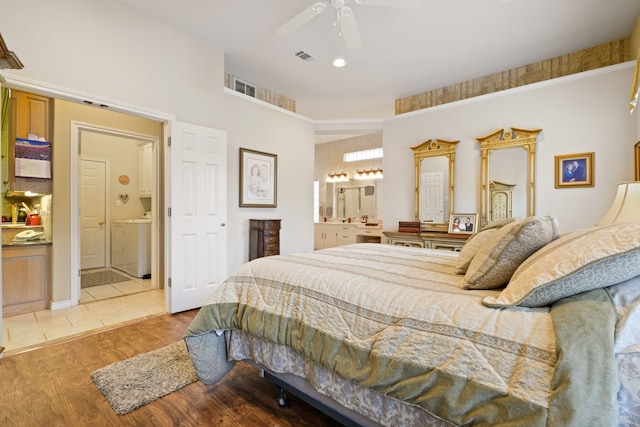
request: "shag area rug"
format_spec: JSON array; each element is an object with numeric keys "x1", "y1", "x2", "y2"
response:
[
  {"x1": 81, "y1": 270, "x2": 130, "y2": 288},
  {"x1": 91, "y1": 341, "x2": 198, "y2": 415}
]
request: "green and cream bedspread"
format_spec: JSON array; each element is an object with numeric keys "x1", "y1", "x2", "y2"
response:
[{"x1": 186, "y1": 244, "x2": 619, "y2": 426}]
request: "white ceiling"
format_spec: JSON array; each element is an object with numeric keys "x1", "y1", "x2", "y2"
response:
[{"x1": 115, "y1": 0, "x2": 640, "y2": 122}]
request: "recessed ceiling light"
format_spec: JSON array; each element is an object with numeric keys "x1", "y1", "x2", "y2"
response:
[{"x1": 333, "y1": 58, "x2": 347, "y2": 68}]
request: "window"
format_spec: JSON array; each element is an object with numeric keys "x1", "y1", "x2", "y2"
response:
[{"x1": 344, "y1": 148, "x2": 383, "y2": 163}]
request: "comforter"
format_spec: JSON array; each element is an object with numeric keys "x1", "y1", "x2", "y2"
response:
[{"x1": 185, "y1": 244, "x2": 619, "y2": 426}]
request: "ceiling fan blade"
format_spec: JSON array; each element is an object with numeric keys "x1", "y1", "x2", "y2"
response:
[
  {"x1": 340, "y1": 8, "x2": 362, "y2": 49},
  {"x1": 276, "y1": 2, "x2": 327, "y2": 36},
  {"x1": 354, "y1": 0, "x2": 421, "y2": 9}
]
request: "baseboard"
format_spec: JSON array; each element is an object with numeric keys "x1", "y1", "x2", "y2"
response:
[{"x1": 50, "y1": 300, "x2": 72, "y2": 311}]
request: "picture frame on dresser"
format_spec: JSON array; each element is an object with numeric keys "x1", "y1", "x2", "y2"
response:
[
  {"x1": 239, "y1": 147, "x2": 277, "y2": 208},
  {"x1": 554, "y1": 152, "x2": 594, "y2": 188},
  {"x1": 448, "y1": 213, "x2": 478, "y2": 234}
]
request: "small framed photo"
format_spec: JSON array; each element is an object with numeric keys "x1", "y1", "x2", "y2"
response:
[
  {"x1": 239, "y1": 148, "x2": 277, "y2": 207},
  {"x1": 448, "y1": 213, "x2": 479, "y2": 234},
  {"x1": 554, "y1": 152, "x2": 594, "y2": 188}
]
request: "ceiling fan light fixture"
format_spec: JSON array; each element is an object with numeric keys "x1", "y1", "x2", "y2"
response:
[{"x1": 333, "y1": 57, "x2": 347, "y2": 67}]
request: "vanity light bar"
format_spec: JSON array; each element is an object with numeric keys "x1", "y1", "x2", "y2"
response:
[
  {"x1": 327, "y1": 172, "x2": 349, "y2": 183},
  {"x1": 355, "y1": 169, "x2": 383, "y2": 180}
]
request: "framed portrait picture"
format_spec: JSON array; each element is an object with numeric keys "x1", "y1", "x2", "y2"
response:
[
  {"x1": 448, "y1": 213, "x2": 479, "y2": 234},
  {"x1": 239, "y1": 148, "x2": 277, "y2": 207},
  {"x1": 554, "y1": 152, "x2": 594, "y2": 188}
]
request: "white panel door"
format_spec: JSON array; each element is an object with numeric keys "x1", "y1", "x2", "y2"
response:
[
  {"x1": 420, "y1": 171, "x2": 444, "y2": 222},
  {"x1": 80, "y1": 159, "x2": 107, "y2": 269},
  {"x1": 169, "y1": 122, "x2": 227, "y2": 313}
]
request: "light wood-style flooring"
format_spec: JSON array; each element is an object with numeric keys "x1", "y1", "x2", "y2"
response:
[{"x1": 0, "y1": 309, "x2": 344, "y2": 427}]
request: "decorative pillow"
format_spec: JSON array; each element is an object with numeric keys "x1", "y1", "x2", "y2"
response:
[
  {"x1": 482, "y1": 223, "x2": 640, "y2": 308},
  {"x1": 464, "y1": 216, "x2": 559, "y2": 290},
  {"x1": 478, "y1": 217, "x2": 517, "y2": 232},
  {"x1": 455, "y1": 228, "x2": 499, "y2": 274}
]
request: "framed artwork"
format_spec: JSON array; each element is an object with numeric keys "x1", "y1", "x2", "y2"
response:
[
  {"x1": 554, "y1": 152, "x2": 594, "y2": 188},
  {"x1": 239, "y1": 148, "x2": 277, "y2": 207},
  {"x1": 448, "y1": 213, "x2": 479, "y2": 234},
  {"x1": 635, "y1": 141, "x2": 640, "y2": 181}
]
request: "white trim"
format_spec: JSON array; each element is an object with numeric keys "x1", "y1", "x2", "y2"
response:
[
  {"x1": 223, "y1": 86, "x2": 313, "y2": 123},
  {"x1": 50, "y1": 300, "x2": 72, "y2": 311},
  {"x1": 0, "y1": 73, "x2": 174, "y2": 122}
]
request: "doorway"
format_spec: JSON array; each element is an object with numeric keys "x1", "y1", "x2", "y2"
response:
[{"x1": 71, "y1": 123, "x2": 161, "y2": 307}]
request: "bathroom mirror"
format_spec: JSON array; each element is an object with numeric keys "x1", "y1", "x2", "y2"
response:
[
  {"x1": 411, "y1": 139, "x2": 459, "y2": 226},
  {"x1": 477, "y1": 127, "x2": 541, "y2": 227},
  {"x1": 335, "y1": 179, "x2": 381, "y2": 219}
]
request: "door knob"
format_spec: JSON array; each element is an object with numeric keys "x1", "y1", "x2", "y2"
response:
[
  {"x1": 221, "y1": 223, "x2": 226, "y2": 226},
  {"x1": 98, "y1": 221, "x2": 105, "y2": 225}
]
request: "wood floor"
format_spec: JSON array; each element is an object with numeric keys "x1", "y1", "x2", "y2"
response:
[{"x1": 0, "y1": 309, "x2": 344, "y2": 427}]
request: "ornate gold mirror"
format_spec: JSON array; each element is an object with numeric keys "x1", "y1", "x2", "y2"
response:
[
  {"x1": 411, "y1": 139, "x2": 459, "y2": 227},
  {"x1": 477, "y1": 127, "x2": 541, "y2": 226}
]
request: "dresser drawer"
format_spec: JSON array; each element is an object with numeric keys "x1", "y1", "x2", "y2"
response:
[{"x1": 249, "y1": 219, "x2": 282, "y2": 261}]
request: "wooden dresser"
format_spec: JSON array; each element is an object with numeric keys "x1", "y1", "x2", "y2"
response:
[{"x1": 249, "y1": 219, "x2": 281, "y2": 261}]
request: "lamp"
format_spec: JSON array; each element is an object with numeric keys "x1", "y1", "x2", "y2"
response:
[{"x1": 596, "y1": 181, "x2": 640, "y2": 225}]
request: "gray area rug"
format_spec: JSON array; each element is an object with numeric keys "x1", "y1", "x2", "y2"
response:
[
  {"x1": 91, "y1": 341, "x2": 198, "y2": 415},
  {"x1": 81, "y1": 270, "x2": 130, "y2": 288}
]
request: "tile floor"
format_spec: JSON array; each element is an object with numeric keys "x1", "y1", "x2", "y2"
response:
[{"x1": 2, "y1": 268, "x2": 165, "y2": 356}]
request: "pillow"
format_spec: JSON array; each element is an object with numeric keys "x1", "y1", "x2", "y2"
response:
[
  {"x1": 482, "y1": 223, "x2": 640, "y2": 308},
  {"x1": 455, "y1": 228, "x2": 499, "y2": 274},
  {"x1": 464, "y1": 216, "x2": 559, "y2": 290},
  {"x1": 478, "y1": 217, "x2": 517, "y2": 232}
]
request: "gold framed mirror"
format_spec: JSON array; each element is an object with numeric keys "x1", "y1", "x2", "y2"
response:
[
  {"x1": 477, "y1": 127, "x2": 541, "y2": 227},
  {"x1": 635, "y1": 141, "x2": 639, "y2": 181},
  {"x1": 411, "y1": 139, "x2": 459, "y2": 229}
]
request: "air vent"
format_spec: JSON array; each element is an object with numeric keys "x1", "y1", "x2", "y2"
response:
[
  {"x1": 293, "y1": 50, "x2": 314, "y2": 62},
  {"x1": 233, "y1": 77, "x2": 256, "y2": 98}
]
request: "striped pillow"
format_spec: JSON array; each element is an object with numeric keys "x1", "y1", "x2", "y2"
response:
[
  {"x1": 483, "y1": 223, "x2": 640, "y2": 307},
  {"x1": 464, "y1": 216, "x2": 559, "y2": 290}
]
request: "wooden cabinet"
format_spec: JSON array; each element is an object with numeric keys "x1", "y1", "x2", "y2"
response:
[
  {"x1": 314, "y1": 223, "x2": 336, "y2": 250},
  {"x1": 2, "y1": 244, "x2": 51, "y2": 317},
  {"x1": 356, "y1": 225, "x2": 382, "y2": 243},
  {"x1": 249, "y1": 219, "x2": 281, "y2": 261},
  {"x1": 314, "y1": 223, "x2": 358, "y2": 249},
  {"x1": 383, "y1": 231, "x2": 469, "y2": 251},
  {"x1": 138, "y1": 142, "x2": 152, "y2": 198},
  {"x1": 5, "y1": 89, "x2": 53, "y2": 194}
]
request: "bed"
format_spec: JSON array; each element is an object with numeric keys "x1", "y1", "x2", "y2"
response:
[{"x1": 184, "y1": 217, "x2": 640, "y2": 426}]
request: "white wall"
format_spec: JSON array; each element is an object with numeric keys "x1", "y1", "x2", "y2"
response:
[
  {"x1": 383, "y1": 64, "x2": 638, "y2": 234},
  {"x1": 0, "y1": 0, "x2": 316, "y2": 278}
]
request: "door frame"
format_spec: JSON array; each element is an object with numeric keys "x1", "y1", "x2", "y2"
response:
[
  {"x1": 71, "y1": 122, "x2": 160, "y2": 305},
  {"x1": 80, "y1": 156, "x2": 110, "y2": 270}
]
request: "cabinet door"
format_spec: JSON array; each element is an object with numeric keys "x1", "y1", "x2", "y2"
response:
[{"x1": 138, "y1": 142, "x2": 152, "y2": 197}]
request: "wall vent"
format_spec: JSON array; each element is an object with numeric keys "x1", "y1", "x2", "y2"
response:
[
  {"x1": 293, "y1": 50, "x2": 314, "y2": 62},
  {"x1": 233, "y1": 77, "x2": 256, "y2": 98}
]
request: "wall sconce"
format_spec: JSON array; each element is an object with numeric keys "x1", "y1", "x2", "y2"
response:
[
  {"x1": 355, "y1": 169, "x2": 383, "y2": 180},
  {"x1": 327, "y1": 172, "x2": 349, "y2": 183}
]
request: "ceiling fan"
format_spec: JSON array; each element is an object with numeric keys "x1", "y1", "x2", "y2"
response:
[{"x1": 276, "y1": 0, "x2": 422, "y2": 49}]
